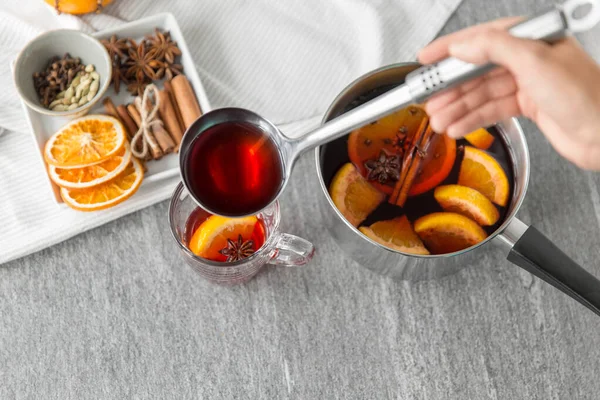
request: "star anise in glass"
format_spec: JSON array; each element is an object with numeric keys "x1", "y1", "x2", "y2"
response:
[
  {"x1": 126, "y1": 40, "x2": 162, "y2": 82},
  {"x1": 219, "y1": 235, "x2": 255, "y2": 262},
  {"x1": 146, "y1": 29, "x2": 182, "y2": 63},
  {"x1": 364, "y1": 151, "x2": 401, "y2": 184},
  {"x1": 101, "y1": 35, "x2": 129, "y2": 59}
]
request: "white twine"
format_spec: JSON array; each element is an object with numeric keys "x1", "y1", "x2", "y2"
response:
[{"x1": 131, "y1": 84, "x2": 162, "y2": 159}]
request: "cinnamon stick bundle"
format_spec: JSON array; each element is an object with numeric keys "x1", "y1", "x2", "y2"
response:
[
  {"x1": 127, "y1": 103, "x2": 162, "y2": 160},
  {"x1": 170, "y1": 75, "x2": 201, "y2": 129},
  {"x1": 157, "y1": 89, "x2": 183, "y2": 150},
  {"x1": 164, "y1": 80, "x2": 185, "y2": 132},
  {"x1": 140, "y1": 98, "x2": 175, "y2": 155}
]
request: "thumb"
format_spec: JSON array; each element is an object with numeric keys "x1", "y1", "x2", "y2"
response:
[{"x1": 448, "y1": 29, "x2": 551, "y2": 75}]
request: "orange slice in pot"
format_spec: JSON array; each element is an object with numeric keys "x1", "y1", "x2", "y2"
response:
[
  {"x1": 434, "y1": 184, "x2": 500, "y2": 226},
  {"x1": 60, "y1": 157, "x2": 143, "y2": 211},
  {"x1": 408, "y1": 133, "x2": 456, "y2": 196},
  {"x1": 348, "y1": 105, "x2": 426, "y2": 194},
  {"x1": 359, "y1": 216, "x2": 429, "y2": 255},
  {"x1": 464, "y1": 128, "x2": 495, "y2": 150},
  {"x1": 48, "y1": 143, "x2": 132, "y2": 189},
  {"x1": 44, "y1": 115, "x2": 126, "y2": 168},
  {"x1": 329, "y1": 163, "x2": 385, "y2": 227},
  {"x1": 414, "y1": 212, "x2": 488, "y2": 254},
  {"x1": 189, "y1": 215, "x2": 258, "y2": 261},
  {"x1": 458, "y1": 146, "x2": 509, "y2": 207}
]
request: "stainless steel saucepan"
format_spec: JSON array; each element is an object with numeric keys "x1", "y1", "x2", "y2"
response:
[{"x1": 315, "y1": 63, "x2": 600, "y2": 317}]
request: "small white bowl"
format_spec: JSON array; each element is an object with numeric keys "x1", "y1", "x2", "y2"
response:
[{"x1": 13, "y1": 29, "x2": 112, "y2": 118}]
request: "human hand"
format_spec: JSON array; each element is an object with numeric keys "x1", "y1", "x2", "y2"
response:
[{"x1": 418, "y1": 18, "x2": 600, "y2": 170}]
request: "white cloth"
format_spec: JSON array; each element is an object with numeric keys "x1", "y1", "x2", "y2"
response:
[{"x1": 0, "y1": 0, "x2": 462, "y2": 264}]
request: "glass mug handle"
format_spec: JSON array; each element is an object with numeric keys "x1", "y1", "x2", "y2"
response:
[{"x1": 269, "y1": 233, "x2": 315, "y2": 267}]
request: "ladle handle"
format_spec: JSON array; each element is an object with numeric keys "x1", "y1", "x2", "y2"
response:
[
  {"x1": 405, "y1": 5, "x2": 571, "y2": 103},
  {"x1": 500, "y1": 219, "x2": 600, "y2": 317}
]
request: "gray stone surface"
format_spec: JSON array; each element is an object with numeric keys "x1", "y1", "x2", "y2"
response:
[{"x1": 2, "y1": 0, "x2": 600, "y2": 399}]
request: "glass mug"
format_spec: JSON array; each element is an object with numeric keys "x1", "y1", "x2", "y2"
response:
[{"x1": 168, "y1": 183, "x2": 315, "y2": 284}]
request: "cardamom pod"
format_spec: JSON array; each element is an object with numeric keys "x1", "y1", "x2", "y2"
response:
[
  {"x1": 49, "y1": 99, "x2": 62, "y2": 108},
  {"x1": 64, "y1": 87, "x2": 74, "y2": 99}
]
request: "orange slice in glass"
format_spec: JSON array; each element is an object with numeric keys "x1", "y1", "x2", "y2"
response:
[
  {"x1": 434, "y1": 184, "x2": 500, "y2": 226},
  {"x1": 48, "y1": 143, "x2": 132, "y2": 189},
  {"x1": 189, "y1": 215, "x2": 258, "y2": 261},
  {"x1": 464, "y1": 128, "x2": 495, "y2": 150},
  {"x1": 347, "y1": 105, "x2": 426, "y2": 194},
  {"x1": 359, "y1": 215, "x2": 429, "y2": 255},
  {"x1": 408, "y1": 133, "x2": 456, "y2": 196},
  {"x1": 458, "y1": 146, "x2": 510, "y2": 206},
  {"x1": 60, "y1": 157, "x2": 143, "y2": 211},
  {"x1": 414, "y1": 212, "x2": 488, "y2": 254},
  {"x1": 329, "y1": 163, "x2": 385, "y2": 227},
  {"x1": 44, "y1": 115, "x2": 126, "y2": 168}
]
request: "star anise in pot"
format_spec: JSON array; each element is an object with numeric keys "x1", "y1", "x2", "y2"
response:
[
  {"x1": 364, "y1": 151, "x2": 401, "y2": 184},
  {"x1": 145, "y1": 29, "x2": 182, "y2": 63},
  {"x1": 101, "y1": 34, "x2": 129, "y2": 59},
  {"x1": 126, "y1": 40, "x2": 162, "y2": 82},
  {"x1": 219, "y1": 235, "x2": 255, "y2": 262}
]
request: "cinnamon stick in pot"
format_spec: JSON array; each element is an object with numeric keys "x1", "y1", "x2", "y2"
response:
[
  {"x1": 164, "y1": 80, "x2": 185, "y2": 132},
  {"x1": 127, "y1": 103, "x2": 162, "y2": 160},
  {"x1": 170, "y1": 75, "x2": 202, "y2": 129},
  {"x1": 157, "y1": 89, "x2": 184, "y2": 151}
]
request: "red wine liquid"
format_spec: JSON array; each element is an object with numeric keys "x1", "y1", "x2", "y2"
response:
[
  {"x1": 183, "y1": 122, "x2": 284, "y2": 216},
  {"x1": 184, "y1": 206, "x2": 267, "y2": 262}
]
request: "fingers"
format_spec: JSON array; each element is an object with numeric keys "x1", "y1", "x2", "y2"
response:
[
  {"x1": 445, "y1": 95, "x2": 520, "y2": 138},
  {"x1": 418, "y1": 17, "x2": 522, "y2": 64},
  {"x1": 425, "y1": 68, "x2": 508, "y2": 114},
  {"x1": 429, "y1": 72, "x2": 517, "y2": 134}
]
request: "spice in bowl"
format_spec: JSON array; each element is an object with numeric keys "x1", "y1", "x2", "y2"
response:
[{"x1": 32, "y1": 53, "x2": 101, "y2": 111}]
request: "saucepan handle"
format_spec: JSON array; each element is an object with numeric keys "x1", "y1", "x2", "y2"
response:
[{"x1": 496, "y1": 218, "x2": 600, "y2": 316}]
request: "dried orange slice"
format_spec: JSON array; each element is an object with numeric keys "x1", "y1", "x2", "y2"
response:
[
  {"x1": 458, "y1": 146, "x2": 510, "y2": 207},
  {"x1": 464, "y1": 128, "x2": 495, "y2": 150},
  {"x1": 189, "y1": 215, "x2": 258, "y2": 261},
  {"x1": 359, "y1": 216, "x2": 429, "y2": 255},
  {"x1": 60, "y1": 158, "x2": 143, "y2": 211},
  {"x1": 414, "y1": 212, "x2": 487, "y2": 254},
  {"x1": 434, "y1": 185, "x2": 500, "y2": 226},
  {"x1": 408, "y1": 133, "x2": 456, "y2": 196},
  {"x1": 48, "y1": 143, "x2": 132, "y2": 189},
  {"x1": 329, "y1": 163, "x2": 385, "y2": 227},
  {"x1": 348, "y1": 105, "x2": 426, "y2": 194},
  {"x1": 44, "y1": 115, "x2": 126, "y2": 168}
]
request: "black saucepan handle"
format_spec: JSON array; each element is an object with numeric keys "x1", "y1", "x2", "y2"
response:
[{"x1": 507, "y1": 225, "x2": 600, "y2": 317}]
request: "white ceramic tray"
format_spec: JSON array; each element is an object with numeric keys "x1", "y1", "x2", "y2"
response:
[{"x1": 18, "y1": 13, "x2": 211, "y2": 205}]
